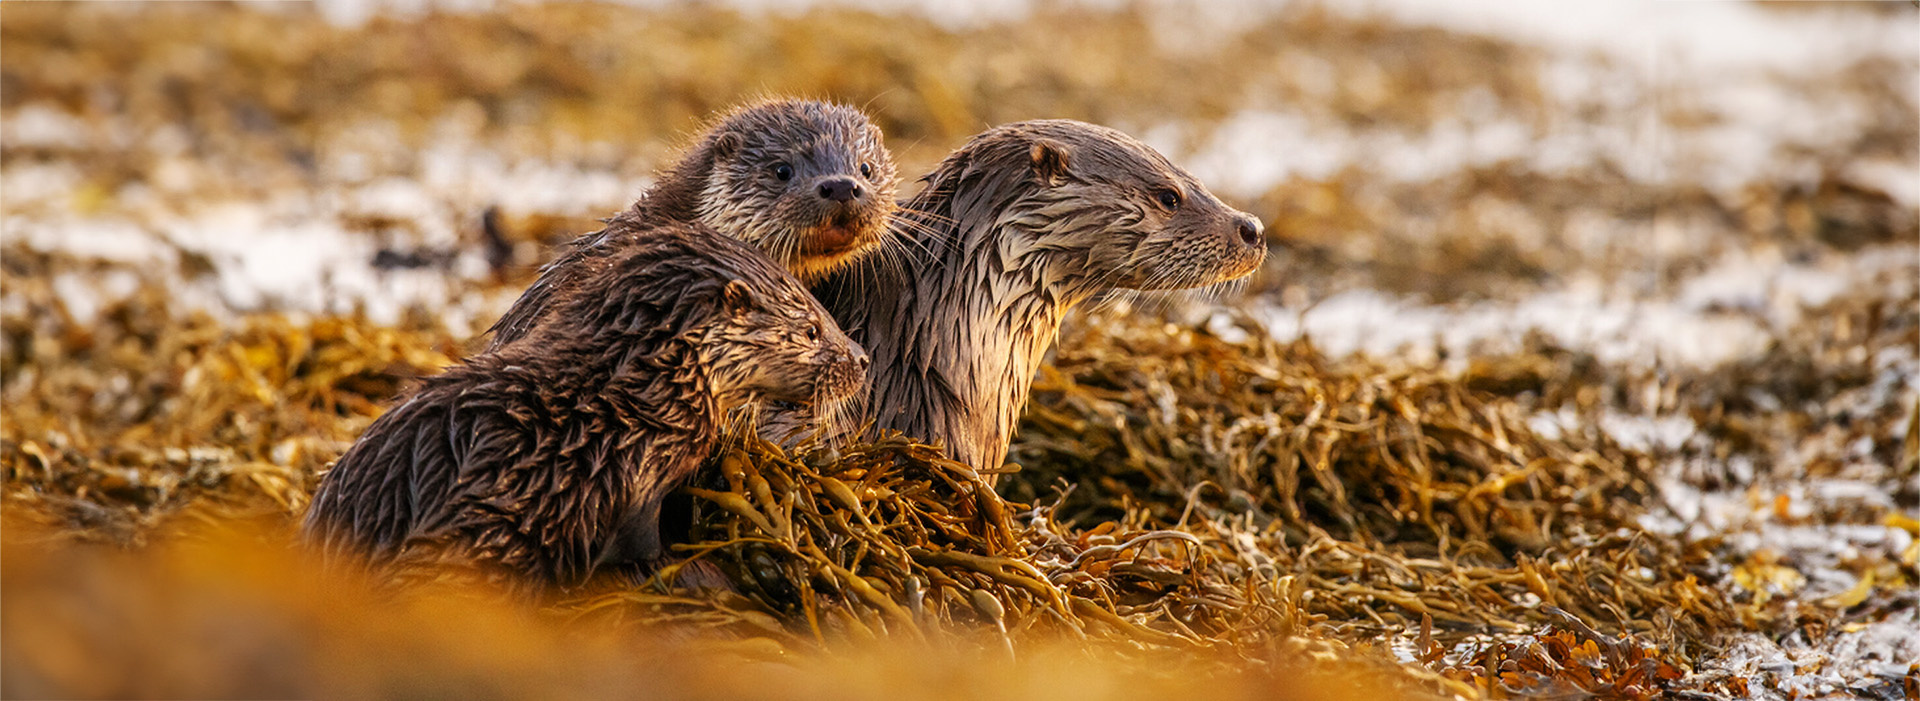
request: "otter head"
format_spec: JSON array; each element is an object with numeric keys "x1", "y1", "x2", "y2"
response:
[
  {"x1": 692, "y1": 100, "x2": 899, "y2": 282},
  {"x1": 941, "y1": 120, "x2": 1266, "y2": 299},
  {"x1": 701, "y1": 277, "x2": 869, "y2": 409}
]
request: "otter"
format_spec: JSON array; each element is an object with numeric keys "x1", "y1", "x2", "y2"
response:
[
  {"x1": 487, "y1": 99, "x2": 899, "y2": 351},
  {"x1": 813, "y1": 120, "x2": 1267, "y2": 480},
  {"x1": 305, "y1": 224, "x2": 868, "y2": 593}
]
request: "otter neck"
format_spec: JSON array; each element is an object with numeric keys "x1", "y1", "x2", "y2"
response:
[
  {"x1": 832, "y1": 188, "x2": 1097, "y2": 477},
  {"x1": 614, "y1": 146, "x2": 717, "y2": 227}
]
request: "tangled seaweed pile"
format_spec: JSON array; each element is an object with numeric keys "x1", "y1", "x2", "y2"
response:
[
  {"x1": 1, "y1": 246, "x2": 459, "y2": 544},
  {"x1": 591, "y1": 311, "x2": 1725, "y2": 699},
  {"x1": 4, "y1": 1, "x2": 1917, "y2": 699}
]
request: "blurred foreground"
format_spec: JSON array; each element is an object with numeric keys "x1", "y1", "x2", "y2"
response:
[
  {"x1": 6, "y1": 518, "x2": 1421, "y2": 701},
  {"x1": 3, "y1": 1, "x2": 1917, "y2": 699}
]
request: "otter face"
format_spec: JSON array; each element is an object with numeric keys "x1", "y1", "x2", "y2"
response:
[
  {"x1": 994, "y1": 121, "x2": 1267, "y2": 295},
  {"x1": 698, "y1": 101, "x2": 899, "y2": 282},
  {"x1": 703, "y1": 279, "x2": 869, "y2": 407}
]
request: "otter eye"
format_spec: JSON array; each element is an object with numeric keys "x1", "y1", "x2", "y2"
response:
[
  {"x1": 774, "y1": 163, "x2": 794, "y2": 181},
  {"x1": 1156, "y1": 189, "x2": 1182, "y2": 210},
  {"x1": 805, "y1": 323, "x2": 820, "y2": 342},
  {"x1": 859, "y1": 162, "x2": 873, "y2": 179}
]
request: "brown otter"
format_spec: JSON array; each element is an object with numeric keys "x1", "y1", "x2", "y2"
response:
[
  {"x1": 304, "y1": 224, "x2": 868, "y2": 594},
  {"x1": 486, "y1": 99, "x2": 899, "y2": 351},
  {"x1": 813, "y1": 120, "x2": 1267, "y2": 480}
]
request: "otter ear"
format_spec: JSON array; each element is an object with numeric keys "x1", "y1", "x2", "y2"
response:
[
  {"x1": 722, "y1": 279, "x2": 755, "y2": 317},
  {"x1": 1030, "y1": 140, "x2": 1071, "y2": 187},
  {"x1": 711, "y1": 132, "x2": 744, "y2": 160}
]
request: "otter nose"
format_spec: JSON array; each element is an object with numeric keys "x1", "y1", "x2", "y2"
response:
[
  {"x1": 853, "y1": 348, "x2": 870, "y2": 370},
  {"x1": 817, "y1": 177, "x2": 862, "y2": 203},
  {"x1": 1236, "y1": 216, "x2": 1264, "y2": 247}
]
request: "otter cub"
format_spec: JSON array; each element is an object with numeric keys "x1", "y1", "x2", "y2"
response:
[
  {"x1": 305, "y1": 225, "x2": 868, "y2": 593},
  {"x1": 487, "y1": 99, "x2": 899, "y2": 350},
  {"x1": 814, "y1": 120, "x2": 1267, "y2": 480}
]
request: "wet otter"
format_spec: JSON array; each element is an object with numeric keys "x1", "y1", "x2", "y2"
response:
[
  {"x1": 305, "y1": 224, "x2": 868, "y2": 593},
  {"x1": 815, "y1": 120, "x2": 1267, "y2": 480},
  {"x1": 487, "y1": 99, "x2": 899, "y2": 351}
]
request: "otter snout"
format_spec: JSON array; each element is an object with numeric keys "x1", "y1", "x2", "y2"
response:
[
  {"x1": 791, "y1": 173, "x2": 889, "y2": 264},
  {"x1": 1225, "y1": 211, "x2": 1270, "y2": 276},
  {"x1": 816, "y1": 338, "x2": 870, "y2": 404},
  {"x1": 1235, "y1": 214, "x2": 1264, "y2": 248},
  {"x1": 816, "y1": 176, "x2": 863, "y2": 203},
  {"x1": 841, "y1": 341, "x2": 870, "y2": 382}
]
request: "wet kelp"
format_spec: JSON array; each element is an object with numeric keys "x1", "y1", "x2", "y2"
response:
[
  {"x1": 1, "y1": 245, "x2": 459, "y2": 545},
  {"x1": 589, "y1": 310, "x2": 1731, "y2": 699},
  {"x1": 1020, "y1": 313, "x2": 1728, "y2": 643},
  {"x1": 5, "y1": 1, "x2": 1917, "y2": 698}
]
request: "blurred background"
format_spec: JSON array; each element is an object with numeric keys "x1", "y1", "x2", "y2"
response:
[{"x1": 2, "y1": 1, "x2": 1916, "y2": 699}]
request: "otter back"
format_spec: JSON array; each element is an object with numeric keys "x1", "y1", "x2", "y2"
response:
[{"x1": 305, "y1": 223, "x2": 867, "y2": 595}]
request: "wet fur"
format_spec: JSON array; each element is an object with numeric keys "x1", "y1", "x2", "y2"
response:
[
  {"x1": 487, "y1": 99, "x2": 897, "y2": 351},
  {"x1": 814, "y1": 120, "x2": 1267, "y2": 479},
  {"x1": 305, "y1": 225, "x2": 866, "y2": 594}
]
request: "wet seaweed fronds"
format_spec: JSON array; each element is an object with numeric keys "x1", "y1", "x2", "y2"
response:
[
  {"x1": 1435, "y1": 616, "x2": 1686, "y2": 700},
  {"x1": 556, "y1": 433, "x2": 1449, "y2": 696},
  {"x1": 1008, "y1": 311, "x2": 1733, "y2": 659},
  {"x1": 2, "y1": 247, "x2": 459, "y2": 543}
]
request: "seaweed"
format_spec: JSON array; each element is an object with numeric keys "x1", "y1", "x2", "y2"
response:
[{"x1": 4, "y1": 2, "x2": 1916, "y2": 698}]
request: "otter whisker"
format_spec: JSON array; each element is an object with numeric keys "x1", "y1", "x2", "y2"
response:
[
  {"x1": 894, "y1": 204, "x2": 958, "y2": 227},
  {"x1": 883, "y1": 219, "x2": 950, "y2": 262},
  {"x1": 1218, "y1": 277, "x2": 1252, "y2": 303},
  {"x1": 822, "y1": 396, "x2": 855, "y2": 448},
  {"x1": 890, "y1": 208, "x2": 961, "y2": 252},
  {"x1": 1086, "y1": 288, "x2": 1140, "y2": 316},
  {"x1": 872, "y1": 234, "x2": 911, "y2": 286},
  {"x1": 840, "y1": 238, "x2": 893, "y2": 311}
]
